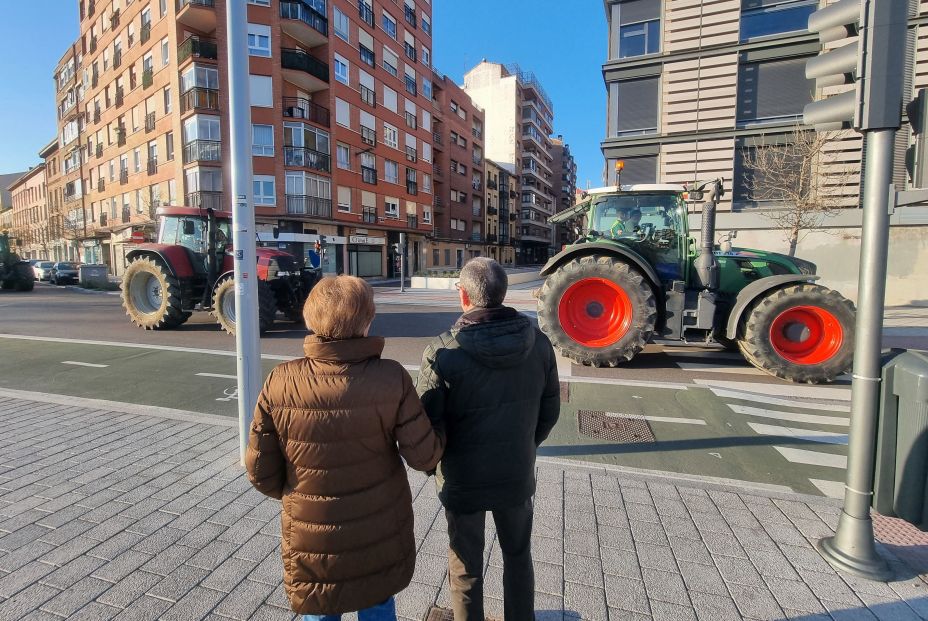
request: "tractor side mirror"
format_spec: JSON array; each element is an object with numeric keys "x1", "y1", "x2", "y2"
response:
[{"x1": 182, "y1": 220, "x2": 195, "y2": 236}]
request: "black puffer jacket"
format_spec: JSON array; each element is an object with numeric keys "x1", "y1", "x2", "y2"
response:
[{"x1": 416, "y1": 307, "x2": 560, "y2": 513}]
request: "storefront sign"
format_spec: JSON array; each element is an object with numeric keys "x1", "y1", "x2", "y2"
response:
[{"x1": 349, "y1": 235, "x2": 385, "y2": 245}]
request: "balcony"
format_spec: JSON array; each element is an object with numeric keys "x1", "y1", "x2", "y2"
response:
[
  {"x1": 143, "y1": 69, "x2": 153, "y2": 89},
  {"x1": 178, "y1": 37, "x2": 218, "y2": 64},
  {"x1": 177, "y1": 0, "x2": 216, "y2": 33},
  {"x1": 186, "y1": 191, "x2": 223, "y2": 210},
  {"x1": 432, "y1": 132, "x2": 443, "y2": 146},
  {"x1": 91, "y1": 72, "x2": 99, "y2": 88},
  {"x1": 360, "y1": 126, "x2": 376, "y2": 147},
  {"x1": 432, "y1": 163, "x2": 443, "y2": 178},
  {"x1": 183, "y1": 140, "x2": 221, "y2": 163},
  {"x1": 404, "y1": 6, "x2": 417, "y2": 28},
  {"x1": 121, "y1": 206, "x2": 130, "y2": 223},
  {"x1": 97, "y1": 178, "x2": 105, "y2": 192},
  {"x1": 510, "y1": 212, "x2": 518, "y2": 221},
  {"x1": 488, "y1": 207, "x2": 498, "y2": 216},
  {"x1": 281, "y1": 48, "x2": 329, "y2": 93},
  {"x1": 286, "y1": 195, "x2": 332, "y2": 217},
  {"x1": 93, "y1": 108, "x2": 101, "y2": 124},
  {"x1": 113, "y1": 49, "x2": 122, "y2": 69},
  {"x1": 433, "y1": 198, "x2": 444, "y2": 212},
  {"x1": 181, "y1": 87, "x2": 220, "y2": 113},
  {"x1": 140, "y1": 23, "x2": 151, "y2": 44},
  {"x1": 486, "y1": 233, "x2": 497, "y2": 243},
  {"x1": 487, "y1": 179, "x2": 498, "y2": 190},
  {"x1": 111, "y1": 9, "x2": 120, "y2": 29},
  {"x1": 283, "y1": 146, "x2": 331, "y2": 173},
  {"x1": 115, "y1": 87, "x2": 124, "y2": 107},
  {"x1": 472, "y1": 127, "x2": 483, "y2": 140},
  {"x1": 404, "y1": 42, "x2": 417, "y2": 62},
  {"x1": 280, "y1": 0, "x2": 328, "y2": 49},
  {"x1": 116, "y1": 127, "x2": 126, "y2": 146},
  {"x1": 407, "y1": 215, "x2": 418, "y2": 229},
  {"x1": 95, "y1": 143, "x2": 103, "y2": 158},
  {"x1": 282, "y1": 97, "x2": 330, "y2": 126},
  {"x1": 147, "y1": 159, "x2": 158, "y2": 175},
  {"x1": 405, "y1": 147, "x2": 417, "y2": 163},
  {"x1": 360, "y1": 84, "x2": 376, "y2": 107},
  {"x1": 362, "y1": 207, "x2": 377, "y2": 223},
  {"x1": 358, "y1": 1, "x2": 374, "y2": 27},
  {"x1": 471, "y1": 233, "x2": 483, "y2": 243},
  {"x1": 145, "y1": 112, "x2": 156, "y2": 133},
  {"x1": 119, "y1": 169, "x2": 129, "y2": 185},
  {"x1": 89, "y1": 36, "x2": 97, "y2": 53},
  {"x1": 99, "y1": 212, "x2": 107, "y2": 226},
  {"x1": 361, "y1": 166, "x2": 377, "y2": 185}
]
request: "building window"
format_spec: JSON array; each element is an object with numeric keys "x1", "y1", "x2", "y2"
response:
[
  {"x1": 733, "y1": 142, "x2": 807, "y2": 206},
  {"x1": 616, "y1": 0, "x2": 660, "y2": 58},
  {"x1": 161, "y1": 37, "x2": 169, "y2": 66},
  {"x1": 384, "y1": 123, "x2": 398, "y2": 149},
  {"x1": 736, "y1": 56, "x2": 814, "y2": 126},
  {"x1": 253, "y1": 124, "x2": 274, "y2": 156},
  {"x1": 422, "y1": 46, "x2": 430, "y2": 67},
  {"x1": 337, "y1": 186, "x2": 352, "y2": 212},
  {"x1": 383, "y1": 47, "x2": 399, "y2": 77},
  {"x1": 249, "y1": 75, "x2": 273, "y2": 108},
  {"x1": 248, "y1": 0, "x2": 272, "y2": 5},
  {"x1": 360, "y1": 45, "x2": 375, "y2": 68},
  {"x1": 422, "y1": 15, "x2": 431, "y2": 35},
  {"x1": 163, "y1": 87, "x2": 172, "y2": 113},
  {"x1": 248, "y1": 23, "x2": 272, "y2": 57},
  {"x1": 383, "y1": 86, "x2": 398, "y2": 112},
  {"x1": 159, "y1": 0, "x2": 167, "y2": 17},
  {"x1": 253, "y1": 175, "x2": 276, "y2": 206},
  {"x1": 166, "y1": 131, "x2": 174, "y2": 161},
  {"x1": 610, "y1": 76, "x2": 659, "y2": 137},
  {"x1": 382, "y1": 11, "x2": 397, "y2": 39},
  {"x1": 385, "y1": 160, "x2": 399, "y2": 184},
  {"x1": 608, "y1": 155, "x2": 657, "y2": 185},
  {"x1": 422, "y1": 78, "x2": 433, "y2": 99},
  {"x1": 336, "y1": 98, "x2": 350, "y2": 127},
  {"x1": 385, "y1": 197, "x2": 400, "y2": 218},
  {"x1": 740, "y1": 0, "x2": 817, "y2": 41},
  {"x1": 334, "y1": 54, "x2": 350, "y2": 85},
  {"x1": 333, "y1": 7, "x2": 350, "y2": 42},
  {"x1": 337, "y1": 143, "x2": 351, "y2": 169}
]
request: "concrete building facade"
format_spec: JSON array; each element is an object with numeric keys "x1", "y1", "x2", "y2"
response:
[
  {"x1": 0, "y1": 171, "x2": 27, "y2": 240},
  {"x1": 7, "y1": 166, "x2": 50, "y2": 261},
  {"x1": 463, "y1": 61, "x2": 557, "y2": 264},
  {"x1": 600, "y1": 0, "x2": 928, "y2": 305},
  {"x1": 484, "y1": 159, "x2": 518, "y2": 265}
]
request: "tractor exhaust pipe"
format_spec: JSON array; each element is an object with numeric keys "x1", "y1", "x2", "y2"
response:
[{"x1": 694, "y1": 179, "x2": 723, "y2": 291}]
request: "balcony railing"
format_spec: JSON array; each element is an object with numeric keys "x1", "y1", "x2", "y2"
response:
[
  {"x1": 113, "y1": 49, "x2": 122, "y2": 69},
  {"x1": 471, "y1": 233, "x2": 483, "y2": 243},
  {"x1": 119, "y1": 169, "x2": 129, "y2": 185},
  {"x1": 362, "y1": 207, "x2": 377, "y2": 223},
  {"x1": 89, "y1": 36, "x2": 98, "y2": 53},
  {"x1": 358, "y1": 1, "x2": 374, "y2": 27},
  {"x1": 93, "y1": 108, "x2": 101, "y2": 124},
  {"x1": 488, "y1": 207, "x2": 498, "y2": 216},
  {"x1": 147, "y1": 159, "x2": 158, "y2": 175},
  {"x1": 142, "y1": 69, "x2": 153, "y2": 89},
  {"x1": 115, "y1": 87, "x2": 124, "y2": 107},
  {"x1": 432, "y1": 163, "x2": 443, "y2": 178},
  {"x1": 473, "y1": 128, "x2": 483, "y2": 140},
  {"x1": 406, "y1": 181, "x2": 418, "y2": 195},
  {"x1": 99, "y1": 212, "x2": 107, "y2": 226},
  {"x1": 407, "y1": 215, "x2": 418, "y2": 229},
  {"x1": 404, "y1": 6, "x2": 417, "y2": 28},
  {"x1": 486, "y1": 233, "x2": 497, "y2": 243},
  {"x1": 404, "y1": 43, "x2": 417, "y2": 62},
  {"x1": 282, "y1": 97, "x2": 330, "y2": 126},
  {"x1": 281, "y1": 48, "x2": 329, "y2": 83},
  {"x1": 179, "y1": 0, "x2": 215, "y2": 7},
  {"x1": 178, "y1": 37, "x2": 218, "y2": 63},
  {"x1": 283, "y1": 146, "x2": 331, "y2": 173},
  {"x1": 432, "y1": 132, "x2": 443, "y2": 146},
  {"x1": 186, "y1": 191, "x2": 223, "y2": 211},
  {"x1": 509, "y1": 212, "x2": 518, "y2": 221},
  {"x1": 487, "y1": 179, "x2": 498, "y2": 190},
  {"x1": 91, "y1": 72, "x2": 99, "y2": 88},
  {"x1": 181, "y1": 87, "x2": 220, "y2": 113},
  {"x1": 280, "y1": 0, "x2": 328, "y2": 37},
  {"x1": 433, "y1": 198, "x2": 444, "y2": 211},
  {"x1": 360, "y1": 126, "x2": 376, "y2": 147},
  {"x1": 360, "y1": 84, "x2": 376, "y2": 107},
  {"x1": 95, "y1": 143, "x2": 103, "y2": 158},
  {"x1": 286, "y1": 195, "x2": 332, "y2": 217},
  {"x1": 405, "y1": 147, "x2": 417, "y2": 162},
  {"x1": 116, "y1": 127, "x2": 126, "y2": 146},
  {"x1": 140, "y1": 23, "x2": 151, "y2": 44},
  {"x1": 145, "y1": 112, "x2": 156, "y2": 133},
  {"x1": 361, "y1": 166, "x2": 377, "y2": 184},
  {"x1": 121, "y1": 206, "x2": 130, "y2": 223},
  {"x1": 183, "y1": 139, "x2": 221, "y2": 163},
  {"x1": 97, "y1": 178, "x2": 105, "y2": 192}
]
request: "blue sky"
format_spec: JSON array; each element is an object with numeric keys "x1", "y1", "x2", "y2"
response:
[{"x1": 0, "y1": 0, "x2": 607, "y2": 186}]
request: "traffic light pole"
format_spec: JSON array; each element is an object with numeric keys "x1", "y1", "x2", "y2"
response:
[
  {"x1": 226, "y1": 0, "x2": 261, "y2": 466},
  {"x1": 816, "y1": 128, "x2": 895, "y2": 581}
]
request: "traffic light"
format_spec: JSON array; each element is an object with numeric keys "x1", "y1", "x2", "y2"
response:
[{"x1": 803, "y1": 0, "x2": 907, "y2": 132}]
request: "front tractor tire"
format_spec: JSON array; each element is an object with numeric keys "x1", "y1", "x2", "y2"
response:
[
  {"x1": 738, "y1": 283, "x2": 855, "y2": 383},
  {"x1": 537, "y1": 255, "x2": 657, "y2": 367},
  {"x1": 212, "y1": 278, "x2": 276, "y2": 336},
  {"x1": 121, "y1": 257, "x2": 189, "y2": 330}
]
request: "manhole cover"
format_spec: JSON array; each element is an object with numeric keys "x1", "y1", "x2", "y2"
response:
[
  {"x1": 425, "y1": 606, "x2": 500, "y2": 621},
  {"x1": 577, "y1": 410, "x2": 656, "y2": 443}
]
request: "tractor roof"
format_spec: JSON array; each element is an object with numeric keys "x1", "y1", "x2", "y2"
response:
[
  {"x1": 584, "y1": 184, "x2": 686, "y2": 195},
  {"x1": 156, "y1": 206, "x2": 234, "y2": 219}
]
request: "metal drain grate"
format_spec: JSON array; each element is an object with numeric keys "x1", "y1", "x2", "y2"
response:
[
  {"x1": 425, "y1": 606, "x2": 500, "y2": 621},
  {"x1": 577, "y1": 410, "x2": 656, "y2": 443}
]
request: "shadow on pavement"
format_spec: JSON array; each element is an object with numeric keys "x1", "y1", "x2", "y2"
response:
[{"x1": 539, "y1": 434, "x2": 847, "y2": 457}]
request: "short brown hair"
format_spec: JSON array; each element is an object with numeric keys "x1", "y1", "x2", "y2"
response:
[{"x1": 302, "y1": 276, "x2": 375, "y2": 339}]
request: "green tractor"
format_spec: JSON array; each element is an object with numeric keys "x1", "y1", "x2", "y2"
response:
[
  {"x1": 0, "y1": 233, "x2": 35, "y2": 292},
  {"x1": 537, "y1": 180, "x2": 854, "y2": 383}
]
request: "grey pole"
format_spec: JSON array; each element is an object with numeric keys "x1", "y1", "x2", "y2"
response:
[
  {"x1": 226, "y1": 0, "x2": 261, "y2": 465},
  {"x1": 399, "y1": 232, "x2": 406, "y2": 293},
  {"x1": 816, "y1": 128, "x2": 895, "y2": 581}
]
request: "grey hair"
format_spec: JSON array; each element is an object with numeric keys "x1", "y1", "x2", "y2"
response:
[{"x1": 459, "y1": 257, "x2": 508, "y2": 308}]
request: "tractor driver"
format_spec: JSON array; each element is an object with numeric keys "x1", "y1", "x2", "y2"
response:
[{"x1": 609, "y1": 207, "x2": 642, "y2": 238}]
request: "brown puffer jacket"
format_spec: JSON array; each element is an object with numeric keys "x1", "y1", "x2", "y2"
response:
[{"x1": 245, "y1": 335, "x2": 444, "y2": 615}]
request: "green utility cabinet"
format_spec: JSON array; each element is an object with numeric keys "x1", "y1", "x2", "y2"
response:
[{"x1": 873, "y1": 350, "x2": 928, "y2": 530}]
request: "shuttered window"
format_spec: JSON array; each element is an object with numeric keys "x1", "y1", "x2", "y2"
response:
[
  {"x1": 736, "y1": 56, "x2": 814, "y2": 124},
  {"x1": 613, "y1": 77, "x2": 659, "y2": 136},
  {"x1": 610, "y1": 156, "x2": 657, "y2": 185}
]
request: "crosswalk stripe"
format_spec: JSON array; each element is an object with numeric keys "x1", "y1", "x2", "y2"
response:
[
  {"x1": 730, "y1": 404, "x2": 849, "y2": 427},
  {"x1": 710, "y1": 388, "x2": 851, "y2": 412},
  {"x1": 694, "y1": 379, "x2": 852, "y2": 401},
  {"x1": 605, "y1": 412, "x2": 707, "y2": 426},
  {"x1": 749, "y1": 422, "x2": 848, "y2": 445},
  {"x1": 810, "y1": 479, "x2": 846, "y2": 499},
  {"x1": 675, "y1": 362, "x2": 763, "y2": 375},
  {"x1": 774, "y1": 447, "x2": 848, "y2": 468}
]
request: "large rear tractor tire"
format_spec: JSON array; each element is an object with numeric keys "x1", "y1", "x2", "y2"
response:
[
  {"x1": 121, "y1": 257, "x2": 189, "y2": 330},
  {"x1": 737, "y1": 283, "x2": 855, "y2": 383},
  {"x1": 213, "y1": 278, "x2": 276, "y2": 335},
  {"x1": 537, "y1": 255, "x2": 657, "y2": 367},
  {"x1": 14, "y1": 267, "x2": 35, "y2": 291}
]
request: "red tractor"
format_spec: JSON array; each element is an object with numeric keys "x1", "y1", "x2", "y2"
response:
[{"x1": 121, "y1": 206, "x2": 319, "y2": 335}]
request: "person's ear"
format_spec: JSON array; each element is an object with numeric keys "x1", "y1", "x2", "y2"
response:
[{"x1": 459, "y1": 286, "x2": 470, "y2": 307}]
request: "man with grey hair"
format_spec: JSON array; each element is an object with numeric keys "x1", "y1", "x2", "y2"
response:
[{"x1": 417, "y1": 257, "x2": 560, "y2": 621}]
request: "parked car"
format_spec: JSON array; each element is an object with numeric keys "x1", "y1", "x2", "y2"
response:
[
  {"x1": 49, "y1": 262, "x2": 80, "y2": 285},
  {"x1": 32, "y1": 261, "x2": 56, "y2": 281}
]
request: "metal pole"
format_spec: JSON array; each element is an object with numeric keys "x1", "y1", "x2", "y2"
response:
[
  {"x1": 399, "y1": 232, "x2": 406, "y2": 293},
  {"x1": 816, "y1": 128, "x2": 895, "y2": 581},
  {"x1": 226, "y1": 0, "x2": 261, "y2": 466}
]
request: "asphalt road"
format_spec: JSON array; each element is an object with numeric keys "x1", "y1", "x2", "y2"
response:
[{"x1": 0, "y1": 282, "x2": 857, "y2": 498}]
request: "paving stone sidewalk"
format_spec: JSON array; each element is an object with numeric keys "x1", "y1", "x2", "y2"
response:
[{"x1": 0, "y1": 390, "x2": 927, "y2": 621}]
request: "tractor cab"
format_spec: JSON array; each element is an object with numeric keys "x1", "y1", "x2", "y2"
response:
[{"x1": 157, "y1": 208, "x2": 232, "y2": 254}]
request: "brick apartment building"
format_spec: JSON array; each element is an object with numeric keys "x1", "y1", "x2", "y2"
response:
[
  {"x1": 484, "y1": 158, "x2": 518, "y2": 265},
  {"x1": 7, "y1": 166, "x2": 51, "y2": 261},
  {"x1": 551, "y1": 135, "x2": 577, "y2": 249}
]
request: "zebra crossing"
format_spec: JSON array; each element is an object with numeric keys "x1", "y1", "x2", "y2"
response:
[{"x1": 709, "y1": 384, "x2": 852, "y2": 498}]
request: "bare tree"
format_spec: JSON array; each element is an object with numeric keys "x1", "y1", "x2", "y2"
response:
[{"x1": 741, "y1": 126, "x2": 856, "y2": 256}]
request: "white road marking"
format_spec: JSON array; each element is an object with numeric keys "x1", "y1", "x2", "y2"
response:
[
  {"x1": 749, "y1": 422, "x2": 848, "y2": 445},
  {"x1": 61, "y1": 361, "x2": 109, "y2": 368},
  {"x1": 774, "y1": 447, "x2": 848, "y2": 469},
  {"x1": 710, "y1": 387, "x2": 851, "y2": 412},
  {"x1": 606, "y1": 412, "x2": 707, "y2": 426},
  {"x1": 811, "y1": 479, "x2": 846, "y2": 499},
  {"x1": 196, "y1": 373, "x2": 237, "y2": 380},
  {"x1": 729, "y1": 404, "x2": 849, "y2": 427},
  {"x1": 695, "y1": 379, "x2": 852, "y2": 401},
  {"x1": 675, "y1": 362, "x2": 763, "y2": 375}
]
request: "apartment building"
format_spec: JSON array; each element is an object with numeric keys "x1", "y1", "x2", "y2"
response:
[
  {"x1": 66, "y1": 0, "x2": 435, "y2": 278},
  {"x1": 8, "y1": 166, "x2": 50, "y2": 261},
  {"x1": 601, "y1": 0, "x2": 928, "y2": 303},
  {"x1": 484, "y1": 159, "x2": 518, "y2": 265},
  {"x1": 0, "y1": 171, "x2": 26, "y2": 238},
  {"x1": 463, "y1": 61, "x2": 557, "y2": 264},
  {"x1": 551, "y1": 135, "x2": 577, "y2": 248},
  {"x1": 37, "y1": 139, "x2": 77, "y2": 263},
  {"x1": 426, "y1": 72, "x2": 486, "y2": 270}
]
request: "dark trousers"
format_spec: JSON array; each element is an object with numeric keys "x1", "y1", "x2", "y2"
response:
[{"x1": 446, "y1": 498, "x2": 534, "y2": 621}]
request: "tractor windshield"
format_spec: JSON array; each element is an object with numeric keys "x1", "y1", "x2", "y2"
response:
[{"x1": 591, "y1": 193, "x2": 687, "y2": 281}]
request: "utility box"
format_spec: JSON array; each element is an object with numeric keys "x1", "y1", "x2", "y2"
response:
[
  {"x1": 79, "y1": 264, "x2": 109, "y2": 288},
  {"x1": 873, "y1": 350, "x2": 928, "y2": 530}
]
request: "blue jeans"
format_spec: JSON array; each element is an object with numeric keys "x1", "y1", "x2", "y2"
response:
[{"x1": 303, "y1": 597, "x2": 397, "y2": 621}]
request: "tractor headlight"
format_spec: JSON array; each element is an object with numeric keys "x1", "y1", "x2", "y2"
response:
[{"x1": 792, "y1": 258, "x2": 817, "y2": 276}]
